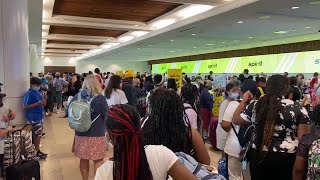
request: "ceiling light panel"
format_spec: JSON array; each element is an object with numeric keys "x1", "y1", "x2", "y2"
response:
[
  {"x1": 274, "y1": 30, "x2": 289, "y2": 34},
  {"x1": 130, "y1": 31, "x2": 149, "y2": 37},
  {"x1": 118, "y1": 36, "x2": 134, "y2": 42},
  {"x1": 151, "y1": 19, "x2": 176, "y2": 29},
  {"x1": 176, "y1": 5, "x2": 215, "y2": 19}
]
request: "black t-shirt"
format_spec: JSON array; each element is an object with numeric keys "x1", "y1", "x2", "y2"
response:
[{"x1": 288, "y1": 86, "x2": 302, "y2": 102}]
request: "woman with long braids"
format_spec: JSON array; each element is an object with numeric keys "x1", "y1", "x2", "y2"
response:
[
  {"x1": 143, "y1": 88, "x2": 210, "y2": 165},
  {"x1": 181, "y1": 83, "x2": 200, "y2": 129},
  {"x1": 95, "y1": 104, "x2": 196, "y2": 180},
  {"x1": 233, "y1": 75, "x2": 311, "y2": 180}
]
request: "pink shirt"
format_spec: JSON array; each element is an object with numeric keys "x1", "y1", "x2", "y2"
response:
[{"x1": 184, "y1": 103, "x2": 198, "y2": 129}]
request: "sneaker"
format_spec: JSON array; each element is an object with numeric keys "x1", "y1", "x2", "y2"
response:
[
  {"x1": 41, "y1": 133, "x2": 46, "y2": 137},
  {"x1": 37, "y1": 151, "x2": 48, "y2": 156},
  {"x1": 36, "y1": 151, "x2": 47, "y2": 160},
  {"x1": 36, "y1": 154, "x2": 47, "y2": 160},
  {"x1": 45, "y1": 112, "x2": 49, "y2": 116}
]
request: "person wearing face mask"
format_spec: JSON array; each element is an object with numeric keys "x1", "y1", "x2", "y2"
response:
[
  {"x1": 238, "y1": 69, "x2": 253, "y2": 83},
  {"x1": 221, "y1": 79, "x2": 258, "y2": 180},
  {"x1": 23, "y1": 77, "x2": 48, "y2": 160},
  {"x1": 200, "y1": 80, "x2": 214, "y2": 139},
  {"x1": 216, "y1": 80, "x2": 240, "y2": 152}
]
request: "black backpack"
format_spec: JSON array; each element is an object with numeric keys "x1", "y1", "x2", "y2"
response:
[{"x1": 231, "y1": 101, "x2": 255, "y2": 148}]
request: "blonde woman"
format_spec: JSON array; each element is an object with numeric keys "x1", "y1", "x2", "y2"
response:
[{"x1": 70, "y1": 75, "x2": 108, "y2": 180}]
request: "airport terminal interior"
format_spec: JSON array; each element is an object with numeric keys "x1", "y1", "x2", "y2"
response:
[{"x1": 1, "y1": 0, "x2": 320, "y2": 180}]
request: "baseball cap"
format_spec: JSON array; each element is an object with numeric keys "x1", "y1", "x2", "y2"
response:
[
  {"x1": 124, "y1": 70, "x2": 135, "y2": 78},
  {"x1": 241, "y1": 79, "x2": 258, "y2": 95}
]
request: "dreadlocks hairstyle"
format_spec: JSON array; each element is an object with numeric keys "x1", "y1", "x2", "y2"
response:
[
  {"x1": 181, "y1": 83, "x2": 199, "y2": 106},
  {"x1": 255, "y1": 74, "x2": 289, "y2": 151},
  {"x1": 143, "y1": 88, "x2": 193, "y2": 154},
  {"x1": 107, "y1": 104, "x2": 153, "y2": 180}
]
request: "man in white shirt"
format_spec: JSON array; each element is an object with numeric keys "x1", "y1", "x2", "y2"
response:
[{"x1": 221, "y1": 79, "x2": 258, "y2": 180}]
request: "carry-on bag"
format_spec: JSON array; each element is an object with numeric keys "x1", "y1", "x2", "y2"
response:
[{"x1": 6, "y1": 159, "x2": 40, "y2": 180}]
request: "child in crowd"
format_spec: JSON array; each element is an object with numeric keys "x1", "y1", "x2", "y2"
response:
[{"x1": 23, "y1": 77, "x2": 48, "y2": 160}]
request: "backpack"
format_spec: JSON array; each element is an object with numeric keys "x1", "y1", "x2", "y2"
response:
[
  {"x1": 68, "y1": 93, "x2": 100, "y2": 132},
  {"x1": 175, "y1": 152, "x2": 226, "y2": 180},
  {"x1": 307, "y1": 139, "x2": 320, "y2": 180}
]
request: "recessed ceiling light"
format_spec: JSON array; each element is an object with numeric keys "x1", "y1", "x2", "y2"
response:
[
  {"x1": 248, "y1": 36, "x2": 253, "y2": 39},
  {"x1": 237, "y1": 21, "x2": 244, "y2": 24},
  {"x1": 305, "y1": 26, "x2": 312, "y2": 29},
  {"x1": 118, "y1": 53, "x2": 121, "y2": 55},
  {"x1": 59, "y1": 19, "x2": 64, "y2": 21},
  {"x1": 206, "y1": 43, "x2": 215, "y2": 46},
  {"x1": 170, "y1": 39, "x2": 174, "y2": 42},
  {"x1": 193, "y1": 47, "x2": 197, "y2": 48},
  {"x1": 148, "y1": 45, "x2": 152, "y2": 47},
  {"x1": 192, "y1": 34, "x2": 196, "y2": 36},
  {"x1": 291, "y1": 6, "x2": 300, "y2": 9},
  {"x1": 134, "y1": 24, "x2": 139, "y2": 27},
  {"x1": 289, "y1": 29, "x2": 296, "y2": 32},
  {"x1": 222, "y1": 42, "x2": 226, "y2": 44},
  {"x1": 169, "y1": 50, "x2": 176, "y2": 53},
  {"x1": 274, "y1": 30, "x2": 289, "y2": 34},
  {"x1": 259, "y1": 16, "x2": 271, "y2": 19}
]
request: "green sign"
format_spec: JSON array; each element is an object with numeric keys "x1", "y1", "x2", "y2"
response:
[{"x1": 152, "y1": 50, "x2": 320, "y2": 74}]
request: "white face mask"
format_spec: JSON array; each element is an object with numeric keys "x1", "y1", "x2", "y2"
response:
[{"x1": 244, "y1": 74, "x2": 249, "y2": 78}]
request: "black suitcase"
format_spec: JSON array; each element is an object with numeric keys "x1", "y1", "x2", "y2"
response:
[{"x1": 6, "y1": 160, "x2": 40, "y2": 180}]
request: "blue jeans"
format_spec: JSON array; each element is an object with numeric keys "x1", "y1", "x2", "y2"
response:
[{"x1": 55, "y1": 91, "x2": 63, "y2": 109}]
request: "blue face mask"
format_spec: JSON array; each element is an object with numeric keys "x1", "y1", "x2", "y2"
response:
[
  {"x1": 32, "y1": 86, "x2": 40, "y2": 91},
  {"x1": 229, "y1": 92, "x2": 239, "y2": 99}
]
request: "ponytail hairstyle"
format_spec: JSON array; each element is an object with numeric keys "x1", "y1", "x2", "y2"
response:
[
  {"x1": 107, "y1": 104, "x2": 153, "y2": 180},
  {"x1": 255, "y1": 75, "x2": 289, "y2": 150}
]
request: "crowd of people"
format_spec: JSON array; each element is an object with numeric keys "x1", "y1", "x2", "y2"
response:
[{"x1": 2, "y1": 68, "x2": 320, "y2": 180}]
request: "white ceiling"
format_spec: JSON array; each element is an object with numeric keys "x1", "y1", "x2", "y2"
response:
[{"x1": 82, "y1": 0, "x2": 320, "y2": 62}]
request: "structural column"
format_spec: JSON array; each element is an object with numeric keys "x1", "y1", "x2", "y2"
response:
[{"x1": 0, "y1": 0, "x2": 30, "y2": 124}]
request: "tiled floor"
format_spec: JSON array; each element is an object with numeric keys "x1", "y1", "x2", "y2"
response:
[{"x1": 40, "y1": 114, "x2": 222, "y2": 180}]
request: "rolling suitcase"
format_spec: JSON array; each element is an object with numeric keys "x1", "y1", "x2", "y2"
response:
[
  {"x1": 6, "y1": 160, "x2": 40, "y2": 180},
  {"x1": 209, "y1": 117, "x2": 218, "y2": 149}
]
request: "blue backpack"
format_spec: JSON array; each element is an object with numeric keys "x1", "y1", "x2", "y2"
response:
[{"x1": 176, "y1": 152, "x2": 226, "y2": 180}]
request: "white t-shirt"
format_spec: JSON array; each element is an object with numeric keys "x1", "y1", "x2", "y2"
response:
[
  {"x1": 105, "y1": 89, "x2": 128, "y2": 106},
  {"x1": 223, "y1": 101, "x2": 241, "y2": 158},
  {"x1": 216, "y1": 100, "x2": 230, "y2": 150},
  {"x1": 95, "y1": 145, "x2": 178, "y2": 180}
]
